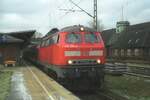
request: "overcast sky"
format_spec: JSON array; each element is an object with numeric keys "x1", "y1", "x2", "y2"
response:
[{"x1": 0, "y1": 0, "x2": 150, "y2": 34}]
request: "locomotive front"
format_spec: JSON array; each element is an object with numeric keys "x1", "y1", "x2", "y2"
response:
[{"x1": 54, "y1": 25, "x2": 105, "y2": 90}]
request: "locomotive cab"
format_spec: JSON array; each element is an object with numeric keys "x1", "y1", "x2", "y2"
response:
[
  {"x1": 53, "y1": 26, "x2": 105, "y2": 66},
  {"x1": 63, "y1": 27, "x2": 105, "y2": 65}
]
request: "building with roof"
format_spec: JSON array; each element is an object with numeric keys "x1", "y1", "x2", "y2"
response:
[
  {"x1": 102, "y1": 21, "x2": 150, "y2": 61},
  {"x1": 0, "y1": 30, "x2": 35, "y2": 65}
]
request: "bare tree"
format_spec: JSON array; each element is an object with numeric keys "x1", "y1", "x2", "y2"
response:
[{"x1": 88, "y1": 19, "x2": 104, "y2": 32}]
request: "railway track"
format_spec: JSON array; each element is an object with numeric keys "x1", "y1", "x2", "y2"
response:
[
  {"x1": 124, "y1": 72, "x2": 150, "y2": 78},
  {"x1": 127, "y1": 65, "x2": 150, "y2": 77},
  {"x1": 105, "y1": 62, "x2": 150, "y2": 78},
  {"x1": 74, "y1": 89, "x2": 128, "y2": 100}
]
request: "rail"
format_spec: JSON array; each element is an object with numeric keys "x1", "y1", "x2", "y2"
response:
[
  {"x1": 105, "y1": 62, "x2": 150, "y2": 78},
  {"x1": 76, "y1": 89, "x2": 128, "y2": 100}
]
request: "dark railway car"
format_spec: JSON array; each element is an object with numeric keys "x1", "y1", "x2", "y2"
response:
[
  {"x1": 23, "y1": 45, "x2": 38, "y2": 62},
  {"x1": 37, "y1": 25, "x2": 105, "y2": 90}
]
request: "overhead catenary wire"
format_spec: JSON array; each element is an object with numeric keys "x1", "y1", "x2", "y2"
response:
[
  {"x1": 69, "y1": 0, "x2": 94, "y2": 18},
  {"x1": 51, "y1": 0, "x2": 98, "y2": 30},
  {"x1": 58, "y1": 0, "x2": 83, "y2": 20},
  {"x1": 48, "y1": 0, "x2": 73, "y2": 28},
  {"x1": 59, "y1": 9, "x2": 82, "y2": 12},
  {"x1": 69, "y1": 0, "x2": 98, "y2": 30}
]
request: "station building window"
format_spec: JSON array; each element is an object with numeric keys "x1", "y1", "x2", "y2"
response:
[
  {"x1": 114, "y1": 49, "x2": 118, "y2": 56},
  {"x1": 127, "y1": 49, "x2": 132, "y2": 56},
  {"x1": 121, "y1": 49, "x2": 125, "y2": 56},
  {"x1": 134, "y1": 49, "x2": 140, "y2": 56}
]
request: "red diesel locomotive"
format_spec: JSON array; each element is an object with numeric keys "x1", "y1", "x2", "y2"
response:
[{"x1": 37, "y1": 25, "x2": 105, "y2": 90}]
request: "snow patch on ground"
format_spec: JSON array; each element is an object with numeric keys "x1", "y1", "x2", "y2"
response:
[{"x1": 7, "y1": 72, "x2": 32, "y2": 100}]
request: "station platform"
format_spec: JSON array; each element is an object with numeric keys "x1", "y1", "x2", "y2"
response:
[{"x1": 7, "y1": 66, "x2": 80, "y2": 100}]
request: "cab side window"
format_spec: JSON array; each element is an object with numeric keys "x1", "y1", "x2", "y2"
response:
[
  {"x1": 48, "y1": 34, "x2": 59, "y2": 45},
  {"x1": 41, "y1": 41, "x2": 45, "y2": 47},
  {"x1": 45, "y1": 39, "x2": 49, "y2": 47}
]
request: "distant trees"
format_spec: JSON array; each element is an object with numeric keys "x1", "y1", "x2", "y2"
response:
[{"x1": 88, "y1": 19, "x2": 105, "y2": 32}]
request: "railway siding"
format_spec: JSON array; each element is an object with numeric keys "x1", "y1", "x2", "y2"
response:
[
  {"x1": 127, "y1": 63, "x2": 150, "y2": 76},
  {"x1": 105, "y1": 62, "x2": 150, "y2": 77}
]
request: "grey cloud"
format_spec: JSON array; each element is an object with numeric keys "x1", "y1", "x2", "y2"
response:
[
  {"x1": 0, "y1": 0, "x2": 150, "y2": 34},
  {"x1": 0, "y1": 0, "x2": 50, "y2": 14}
]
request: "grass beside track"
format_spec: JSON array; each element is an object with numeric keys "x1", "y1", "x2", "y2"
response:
[
  {"x1": 0, "y1": 70, "x2": 12, "y2": 100},
  {"x1": 105, "y1": 74, "x2": 150, "y2": 100}
]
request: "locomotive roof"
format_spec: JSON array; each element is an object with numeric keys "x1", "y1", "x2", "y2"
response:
[
  {"x1": 60, "y1": 25, "x2": 96, "y2": 32},
  {"x1": 43, "y1": 25, "x2": 97, "y2": 40},
  {"x1": 46, "y1": 28, "x2": 59, "y2": 36}
]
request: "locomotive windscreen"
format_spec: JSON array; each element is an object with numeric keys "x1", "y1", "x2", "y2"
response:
[
  {"x1": 65, "y1": 32, "x2": 101, "y2": 43},
  {"x1": 66, "y1": 33, "x2": 81, "y2": 43},
  {"x1": 85, "y1": 33, "x2": 100, "y2": 43}
]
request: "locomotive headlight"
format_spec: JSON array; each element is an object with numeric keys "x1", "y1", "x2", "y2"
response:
[
  {"x1": 80, "y1": 27, "x2": 84, "y2": 31},
  {"x1": 68, "y1": 60, "x2": 73, "y2": 64},
  {"x1": 97, "y1": 59, "x2": 101, "y2": 64}
]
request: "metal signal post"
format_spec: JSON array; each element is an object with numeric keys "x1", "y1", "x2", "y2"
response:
[
  {"x1": 68, "y1": 0, "x2": 98, "y2": 31},
  {"x1": 94, "y1": 0, "x2": 98, "y2": 30}
]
